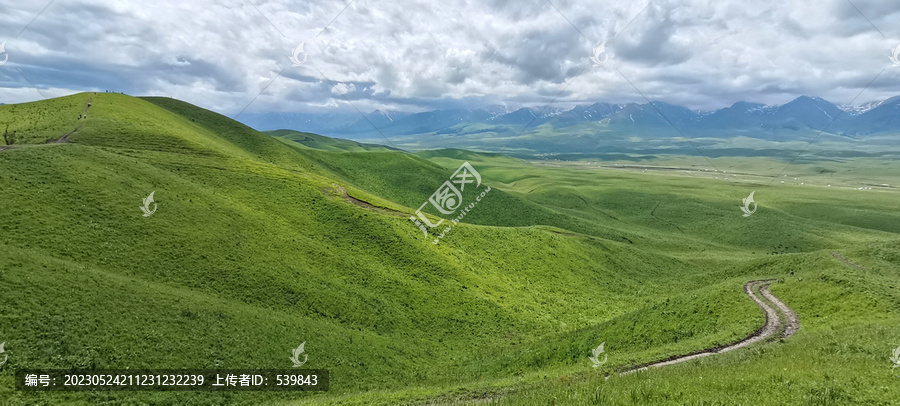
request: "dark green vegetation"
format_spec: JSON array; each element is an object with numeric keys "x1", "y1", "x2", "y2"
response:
[{"x1": 1, "y1": 93, "x2": 898, "y2": 405}]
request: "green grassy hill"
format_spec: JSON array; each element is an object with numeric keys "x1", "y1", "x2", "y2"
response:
[
  {"x1": 0, "y1": 94, "x2": 91, "y2": 145},
  {"x1": 266, "y1": 129, "x2": 397, "y2": 152},
  {"x1": 1, "y1": 93, "x2": 899, "y2": 405}
]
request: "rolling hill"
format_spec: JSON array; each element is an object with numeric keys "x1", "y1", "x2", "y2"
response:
[{"x1": 1, "y1": 93, "x2": 899, "y2": 405}]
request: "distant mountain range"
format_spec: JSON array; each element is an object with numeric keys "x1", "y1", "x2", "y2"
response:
[{"x1": 237, "y1": 96, "x2": 900, "y2": 142}]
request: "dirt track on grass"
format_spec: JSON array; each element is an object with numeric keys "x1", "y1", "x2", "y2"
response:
[
  {"x1": 51, "y1": 95, "x2": 93, "y2": 143},
  {"x1": 328, "y1": 183, "x2": 406, "y2": 216},
  {"x1": 619, "y1": 279, "x2": 797, "y2": 375},
  {"x1": 1, "y1": 94, "x2": 93, "y2": 151},
  {"x1": 831, "y1": 251, "x2": 866, "y2": 269},
  {"x1": 759, "y1": 282, "x2": 799, "y2": 338},
  {"x1": 421, "y1": 280, "x2": 799, "y2": 405}
]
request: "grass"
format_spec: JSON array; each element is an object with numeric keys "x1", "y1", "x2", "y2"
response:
[
  {"x1": 0, "y1": 93, "x2": 91, "y2": 144},
  {"x1": 0, "y1": 93, "x2": 898, "y2": 405},
  {"x1": 267, "y1": 129, "x2": 397, "y2": 152}
]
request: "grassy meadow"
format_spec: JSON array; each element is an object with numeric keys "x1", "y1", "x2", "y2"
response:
[{"x1": 0, "y1": 93, "x2": 898, "y2": 405}]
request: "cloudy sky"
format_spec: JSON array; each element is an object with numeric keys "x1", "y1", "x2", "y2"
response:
[{"x1": 1, "y1": 0, "x2": 899, "y2": 115}]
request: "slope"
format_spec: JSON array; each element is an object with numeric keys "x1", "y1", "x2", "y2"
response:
[
  {"x1": 0, "y1": 93, "x2": 771, "y2": 404},
  {"x1": 2, "y1": 94, "x2": 898, "y2": 405},
  {"x1": 266, "y1": 129, "x2": 397, "y2": 152}
]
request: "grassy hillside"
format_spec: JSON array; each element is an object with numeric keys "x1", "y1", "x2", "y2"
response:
[
  {"x1": 267, "y1": 129, "x2": 396, "y2": 152},
  {"x1": 0, "y1": 93, "x2": 91, "y2": 145},
  {"x1": 0, "y1": 93, "x2": 898, "y2": 405}
]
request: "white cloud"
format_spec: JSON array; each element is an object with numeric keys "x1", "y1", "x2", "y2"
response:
[
  {"x1": 0, "y1": 0, "x2": 899, "y2": 113},
  {"x1": 331, "y1": 82, "x2": 355, "y2": 95}
]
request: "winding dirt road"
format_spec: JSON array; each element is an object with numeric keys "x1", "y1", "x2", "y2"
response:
[
  {"x1": 424, "y1": 280, "x2": 799, "y2": 404},
  {"x1": 759, "y1": 282, "x2": 799, "y2": 338},
  {"x1": 620, "y1": 279, "x2": 798, "y2": 375}
]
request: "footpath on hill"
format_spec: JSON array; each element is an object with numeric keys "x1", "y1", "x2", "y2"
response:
[
  {"x1": 619, "y1": 279, "x2": 799, "y2": 375},
  {"x1": 426, "y1": 279, "x2": 800, "y2": 405}
]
